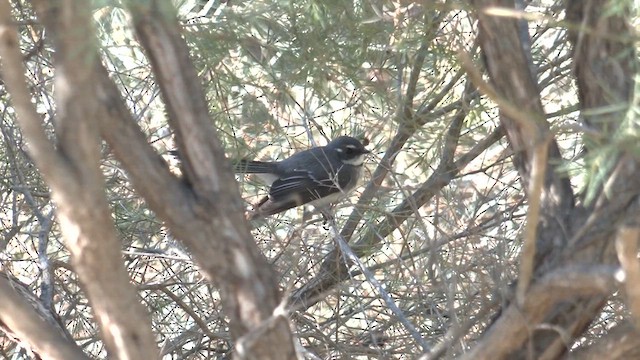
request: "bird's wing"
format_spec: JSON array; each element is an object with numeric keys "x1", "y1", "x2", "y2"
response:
[
  {"x1": 268, "y1": 169, "x2": 343, "y2": 203},
  {"x1": 249, "y1": 169, "x2": 342, "y2": 219}
]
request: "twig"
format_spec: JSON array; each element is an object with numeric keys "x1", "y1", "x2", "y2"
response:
[
  {"x1": 325, "y1": 216, "x2": 431, "y2": 352},
  {"x1": 418, "y1": 298, "x2": 500, "y2": 360},
  {"x1": 516, "y1": 135, "x2": 550, "y2": 305}
]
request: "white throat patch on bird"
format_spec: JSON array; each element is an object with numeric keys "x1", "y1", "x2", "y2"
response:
[{"x1": 342, "y1": 153, "x2": 367, "y2": 166}]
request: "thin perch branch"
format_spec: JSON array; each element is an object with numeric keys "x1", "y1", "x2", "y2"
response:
[{"x1": 517, "y1": 135, "x2": 550, "y2": 305}]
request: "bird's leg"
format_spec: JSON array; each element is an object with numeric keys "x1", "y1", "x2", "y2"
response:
[
  {"x1": 320, "y1": 209, "x2": 334, "y2": 222},
  {"x1": 318, "y1": 207, "x2": 335, "y2": 230},
  {"x1": 301, "y1": 207, "x2": 327, "y2": 228},
  {"x1": 302, "y1": 207, "x2": 314, "y2": 223}
]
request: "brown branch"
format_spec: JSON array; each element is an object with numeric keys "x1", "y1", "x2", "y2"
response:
[
  {"x1": 4, "y1": 1, "x2": 159, "y2": 357},
  {"x1": 569, "y1": 322, "x2": 640, "y2": 360},
  {"x1": 463, "y1": 2, "x2": 605, "y2": 356},
  {"x1": 460, "y1": 265, "x2": 619, "y2": 360},
  {"x1": 126, "y1": 1, "x2": 231, "y2": 197},
  {"x1": 616, "y1": 226, "x2": 640, "y2": 328},
  {"x1": 90, "y1": 1, "x2": 295, "y2": 356},
  {"x1": 0, "y1": 273, "x2": 87, "y2": 360},
  {"x1": 497, "y1": 0, "x2": 639, "y2": 356},
  {"x1": 566, "y1": 0, "x2": 635, "y2": 131},
  {"x1": 516, "y1": 136, "x2": 550, "y2": 305},
  {"x1": 125, "y1": 3, "x2": 282, "y2": 333},
  {"x1": 469, "y1": 0, "x2": 575, "y2": 264}
]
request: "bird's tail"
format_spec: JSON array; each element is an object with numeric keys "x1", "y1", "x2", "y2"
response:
[{"x1": 233, "y1": 160, "x2": 277, "y2": 174}]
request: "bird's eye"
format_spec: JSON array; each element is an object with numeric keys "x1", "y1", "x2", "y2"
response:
[{"x1": 344, "y1": 145, "x2": 357, "y2": 154}]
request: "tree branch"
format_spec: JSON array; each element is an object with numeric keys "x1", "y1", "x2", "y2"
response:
[
  {"x1": 93, "y1": 1, "x2": 295, "y2": 356},
  {"x1": 0, "y1": 273, "x2": 87, "y2": 360},
  {"x1": 570, "y1": 322, "x2": 640, "y2": 360},
  {"x1": 469, "y1": 0, "x2": 575, "y2": 265},
  {"x1": 2, "y1": 1, "x2": 159, "y2": 358},
  {"x1": 460, "y1": 265, "x2": 619, "y2": 359},
  {"x1": 616, "y1": 226, "x2": 640, "y2": 328}
]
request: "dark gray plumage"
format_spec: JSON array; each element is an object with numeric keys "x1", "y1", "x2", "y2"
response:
[{"x1": 234, "y1": 136, "x2": 369, "y2": 219}]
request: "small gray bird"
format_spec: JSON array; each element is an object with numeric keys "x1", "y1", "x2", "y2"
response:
[{"x1": 234, "y1": 136, "x2": 370, "y2": 220}]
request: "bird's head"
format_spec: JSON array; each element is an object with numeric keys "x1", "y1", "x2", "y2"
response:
[{"x1": 329, "y1": 136, "x2": 370, "y2": 166}]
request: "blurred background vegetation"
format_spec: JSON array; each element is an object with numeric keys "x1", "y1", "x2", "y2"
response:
[{"x1": 0, "y1": 0, "x2": 636, "y2": 358}]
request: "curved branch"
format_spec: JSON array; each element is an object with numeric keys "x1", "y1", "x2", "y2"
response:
[
  {"x1": 0, "y1": 273, "x2": 87, "y2": 360},
  {"x1": 2, "y1": 1, "x2": 159, "y2": 357}
]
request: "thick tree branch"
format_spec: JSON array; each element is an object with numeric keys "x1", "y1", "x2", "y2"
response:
[
  {"x1": 616, "y1": 226, "x2": 640, "y2": 328},
  {"x1": 460, "y1": 265, "x2": 619, "y2": 360},
  {"x1": 461, "y1": 1, "x2": 637, "y2": 358},
  {"x1": 566, "y1": 0, "x2": 636, "y2": 131},
  {"x1": 126, "y1": 1, "x2": 232, "y2": 198},
  {"x1": 129, "y1": 1, "x2": 285, "y2": 337},
  {"x1": 2, "y1": 1, "x2": 159, "y2": 358},
  {"x1": 470, "y1": 0, "x2": 575, "y2": 263},
  {"x1": 91, "y1": 1, "x2": 295, "y2": 356},
  {"x1": 0, "y1": 273, "x2": 87, "y2": 360},
  {"x1": 570, "y1": 322, "x2": 640, "y2": 360}
]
